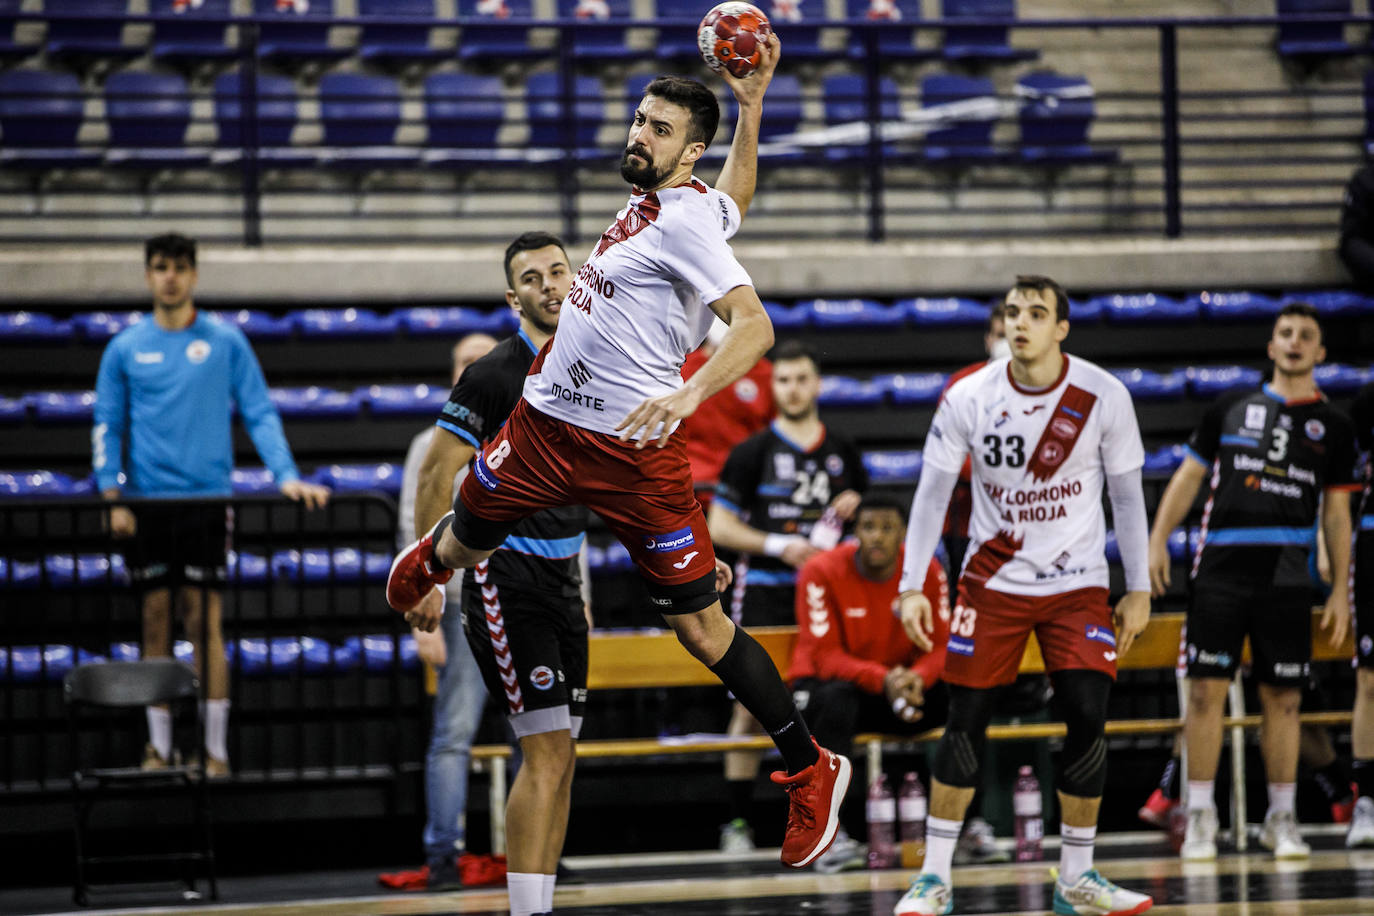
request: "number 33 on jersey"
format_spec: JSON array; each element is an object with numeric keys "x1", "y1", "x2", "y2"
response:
[{"x1": 924, "y1": 356, "x2": 1145, "y2": 597}]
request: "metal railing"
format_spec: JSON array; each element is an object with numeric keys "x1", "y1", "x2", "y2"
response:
[
  {"x1": 0, "y1": 492, "x2": 420, "y2": 797},
  {"x1": 0, "y1": 11, "x2": 1369, "y2": 243}
]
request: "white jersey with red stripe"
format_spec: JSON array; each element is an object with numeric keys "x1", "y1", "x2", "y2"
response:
[
  {"x1": 922, "y1": 354, "x2": 1144, "y2": 596},
  {"x1": 523, "y1": 176, "x2": 754, "y2": 438}
]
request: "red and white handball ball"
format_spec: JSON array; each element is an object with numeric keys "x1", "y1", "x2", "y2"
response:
[{"x1": 698, "y1": 2, "x2": 772, "y2": 78}]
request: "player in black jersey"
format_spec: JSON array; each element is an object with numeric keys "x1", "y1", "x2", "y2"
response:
[
  {"x1": 1148, "y1": 302, "x2": 1358, "y2": 862},
  {"x1": 411, "y1": 232, "x2": 589, "y2": 916},
  {"x1": 707, "y1": 340, "x2": 867, "y2": 850},
  {"x1": 1348, "y1": 380, "x2": 1374, "y2": 846}
]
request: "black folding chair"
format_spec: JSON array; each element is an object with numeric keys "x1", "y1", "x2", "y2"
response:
[{"x1": 64, "y1": 659, "x2": 218, "y2": 906}]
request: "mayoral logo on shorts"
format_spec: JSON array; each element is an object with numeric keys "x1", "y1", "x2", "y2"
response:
[
  {"x1": 529, "y1": 666, "x2": 556, "y2": 691},
  {"x1": 643, "y1": 527, "x2": 695, "y2": 553},
  {"x1": 185, "y1": 339, "x2": 211, "y2": 364},
  {"x1": 1084, "y1": 624, "x2": 1116, "y2": 648}
]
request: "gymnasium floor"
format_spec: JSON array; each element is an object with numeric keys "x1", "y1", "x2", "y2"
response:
[{"x1": 10, "y1": 830, "x2": 1374, "y2": 916}]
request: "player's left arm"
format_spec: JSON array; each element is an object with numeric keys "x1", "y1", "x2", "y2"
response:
[
  {"x1": 1102, "y1": 381, "x2": 1150, "y2": 656},
  {"x1": 617, "y1": 285, "x2": 773, "y2": 447},
  {"x1": 714, "y1": 32, "x2": 780, "y2": 217},
  {"x1": 1319, "y1": 415, "x2": 1360, "y2": 648}
]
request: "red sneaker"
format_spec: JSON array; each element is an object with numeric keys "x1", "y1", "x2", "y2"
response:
[
  {"x1": 770, "y1": 740, "x2": 851, "y2": 868},
  {"x1": 1333, "y1": 783, "x2": 1358, "y2": 824},
  {"x1": 387, "y1": 513, "x2": 456, "y2": 612},
  {"x1": 1137, "y1": 788, "x2": 1174, "y2": 828}
]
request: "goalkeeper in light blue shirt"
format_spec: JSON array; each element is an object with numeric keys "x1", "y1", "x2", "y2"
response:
[{"x1": 93, "y1": 232, "x2": 330, "y2": 776}]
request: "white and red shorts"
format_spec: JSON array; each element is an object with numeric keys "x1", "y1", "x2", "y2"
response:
[
  {"x1": 454, "y1": 399, "x2": 719, "y2": 611},
  {"x1": 943, "y1": 580, "x2": 1117, "y2": 689}
]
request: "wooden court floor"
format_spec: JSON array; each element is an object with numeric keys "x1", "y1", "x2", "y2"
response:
[{"x1": 54, "y1": 848, "x2": 1374, "y2": 916}]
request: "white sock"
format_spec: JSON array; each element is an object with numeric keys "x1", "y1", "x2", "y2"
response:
[
  {"x1": 1187, "y1": 780, "x2": 1215, "y2": 812},
  {"x1": 540, "y1": 872, "x2": 556, "y2": 911},
  {"x1": 1267, "y1": 782, "x2": 1296, "y2": 818},
  {"x1": 146, "y1": 706, "x2": 172, "y2": 760},
  {"x1": 507, "y1": 872, "x2": 543, "y2": 916},
  {"x1": 205, "y1": 699, "x2": 229, "y2": 763},
  {"x1": 922, "y1": 815, "x2": 963, "y2": 885},
  {"x1": 1058, "y1": 823, "x2": 1096, "y2": 885}
]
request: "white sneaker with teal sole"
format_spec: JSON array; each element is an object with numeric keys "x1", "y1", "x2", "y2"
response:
[
  {"x1": 1258, "y1": 810, "x2": 1309, "y2": 860},
  {"x1": 1052, "y1": 867, "x2": 1153, "y2": 916},
  {"x1": 1347, "y1": 797, "x2": 1374, "y2": 848},
  {"x1": 893, "y1": 873, "x2": 952, "y2": 916}
]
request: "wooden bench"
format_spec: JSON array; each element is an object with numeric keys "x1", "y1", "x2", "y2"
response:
[{"x1": 469, "y1": 611, "x2": 1354, "y2": 853}]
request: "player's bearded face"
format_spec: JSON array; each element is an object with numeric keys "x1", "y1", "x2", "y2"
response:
[{"x1": 620, "y1": 140, "x2": 679, "y2": 188}]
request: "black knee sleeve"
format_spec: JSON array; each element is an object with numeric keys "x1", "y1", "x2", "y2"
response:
[
  {"x1": 932, "y1": 685, "x2": 997, "y2": 788},
  {"x1": 1052, "y1": 669, "x2": 1112, "y2": 798}
]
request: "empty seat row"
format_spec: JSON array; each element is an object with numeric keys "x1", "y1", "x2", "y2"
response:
[
  {"x1": 0, "y1": 547, "x2": 394, "y2": 587},
  {"x1": 0, "y1": 634, "x2": 420, "y2": 684},
  {"x1": 6, "y1": 363, "x2": 1368, "y2": 428},
  {"x1": 4, "y1": 291, "x2": 1370, "y2": 347},
  {"x1": 0, "y1": 0, "x2": 1038, "y2": 70}
]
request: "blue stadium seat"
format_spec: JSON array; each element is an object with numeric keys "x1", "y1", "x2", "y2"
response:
[
  {"x1": 1186, "y1": 365, "x2": 1264, "y2": 398},
  {"x1": 212, "y1": 71, "x2": 312, "y2": 167},
  {"x1": 526, "y1": 72, "x2": 606, "y2": 158},
  {"x1": 1096, "y1": 293, "x2": 1199, "y2": 324},
  {"x1": 1276, "y1": 0, "x2": 1358, "y2": 58},
  {"x1": 294, "y1": 307, "x2": 399, "y2": 337},
  {"x1": 921, "y1": 73, "x2": 1002, "y2": 162},
  {"x1": 422, "y1": 73, "x2": 514, "y2": 166},
  {"x1": 297, "y1": 636, "x2": 335, "y2": 674},
  {"x1": 45, "y1": 553, "x2": 130, "y2": 588},
  {"x1": 1108, "y1": 368, "x2": 1187, "y2": 401},
  {"x1": 150, "y1": 0, "x2": 237, "y2": 64},
  {"x1": 1314, "y1": 363, "x2": 1367, "y2": 395},
  {"x1": 1142, "y1": 443, "x2": 1185, "y2": 476},
  {"x1": 226, "y1": 549, "x2": 271, "y2": 584},
  {"x1": 0, "y1": 470, "x2": 82, "y2": 496},
  {"x1": 310, "y1": 461, "x2": 404, "y2": 494},
  {"x1": 398, "y1": 305, "x2": 517, "y2": 335},
  {"x1": 764, "y1": 301, "x2": 810, "y2": 330},
  {"x1": 29, "y1": 390, "x2": 95, "y2": 423},
  {"x1": 358, "y1": 0, "x2": 447, "y2": 64},
  {"x1": 804, "y1": 297, "x2": 905, "y2": 329},
  {"x1": 877, "y1": 372, "x2": 946, "y2": 406},
  {"x1": 104, "y1": 71, "x2": 210, "y2": 169},
  {"x1": 231, "y1": 466, "x2": 278, "y2": 494},
  {"x1": 234, "y1": 637, "x2": 304, "y2": 676},
  {"x1": 817, "y1": 375, "x2": 887, "y2": 408},
  {"x1": 254, "y1": 0, "x2": 350, "y2": 64},
  {"x1": 360, "y1": 383, "x2": 449, "y2": 416},
  {"x1": 317, "y1": 73, "x2": 421, "y2": 169},
  {"x1": 584, "y1": 543, "x2": 607, "y2": 574},
  {"x1": 1065, "y1": 296, "x2": 1102, "y2": 322},
  {"x1": 902, "y1": 296, "x2": 988, "y2": 326},
  {"x1": 0, "y1": 0, "x2": 38, "y2": 62},
  {"x1": 0, "y1": 311, "x2": 74, "y2": 341},
  {"x1": 821, "y1": 73, "x2": 902, "y2": 161},
  {"x1": 74, "y1": 311, "x2": 143, "y2": 341},
  {"x1": 1187, "y1": 290, "x2": 1280, "y2": 321},
  {"x1": 863, "y1": 449, "x2": 923, "y2": 483},
  {"x1": 0, "y1": 558, "x2": 41, "y2": 588},
  {"x1": 109, "y1": 641, "x2": 141, "y2": 662},
  {"x1": 362, "y1": 633, "x2": 419, "y2": 673},
  {"x1": 0, "y1": 396, "x2": 26, "y2": 424},
  {"x1": 332, "y1": 636, "x2": 362, "y2": 670},
  {"x1": 46, "y1": 0, "x2": 142, "y2": 63},
  {"x1": 0, "y1": 644, "x2": 105, "y2": 683},
  {"x1": 267, "y1": 386, "x2": 361, "y2": 418},
  {"x1": 763, "y1": 0, "x2": 833, "y2": 60},
  {"x1": 210, "y1": 308, "x2": 296, "y2": 339},
  {"x1": 456, "y1": 0, "x2": 544, "y2": 62},
  {"x1": 558, "y1": 0, "x2": 634, "y2": 62},
  {"x1": 844, "y1": 0, "x2": 935, "y2": 61},
  {"x1": 1283, "y1": 289, "x2": 1371, "y2": 315},
  {"x1": 1015, "y1": 71, "x2": 1115, "y2": 165},
  {"x1": 0, "y1": 69, "x2": 101, "y2": 169},
  {"x1": 939, "y1": 0, "x2": 1037, "y2": 62},
  {"x1": 654, "y1": 0, "x2": 705, "y2": 58},
  {"x1": 600, "y1": 541, "x2": 634, "y2": 572}
]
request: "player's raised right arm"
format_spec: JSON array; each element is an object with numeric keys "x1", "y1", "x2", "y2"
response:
[{"x1": 714, "y1": 32, "x2": 779, "y2": 216}]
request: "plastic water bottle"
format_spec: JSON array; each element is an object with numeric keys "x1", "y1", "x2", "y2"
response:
[
  {"x1": 1013, "y1": 765, "x2": 1043, "y2": 862},
  {"x1": 867, "y1": 774, "x2": 897, "y2": 868},
  {"x1": 809, "y1": 506, "x2": 844, "y2": 550},
  {"x1": 898, "y1": 772, "x2": 927, "y2": 868}
]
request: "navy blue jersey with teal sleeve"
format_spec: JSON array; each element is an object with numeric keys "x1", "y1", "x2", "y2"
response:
[
  {"x1": 715, "y1": 422, "x2": 868, "y2": 588},
  {"x1": 437, "y1": 328, "x2": 589, "y2": 601},
  {"x1": 1186, "y1": 384, "x2": 1358, "y2": 587},
  {"x1": 93, "y1": 312, "x2": 299, "y2": 496}
]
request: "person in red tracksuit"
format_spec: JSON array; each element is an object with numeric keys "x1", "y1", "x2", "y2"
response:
[{"x1": 789, "y1": 490, "x2": 950, "y2": 871}]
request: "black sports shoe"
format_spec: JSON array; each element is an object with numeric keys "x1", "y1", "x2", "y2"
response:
[{"x1": 426, "y1": 857, "x2": 463, "y2": 891}]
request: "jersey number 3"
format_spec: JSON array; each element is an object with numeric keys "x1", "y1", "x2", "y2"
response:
[{"x1": 982, "y1": 434, "x2": 1026, "y2": 468}]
